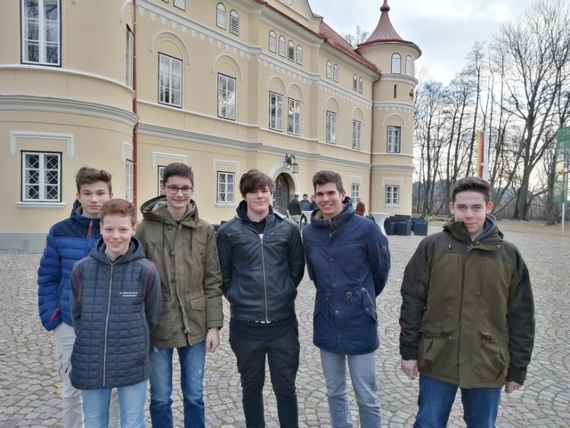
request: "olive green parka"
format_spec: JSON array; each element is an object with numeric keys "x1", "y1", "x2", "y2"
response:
[
  {"x1": 399, "y1": 218, "x2": 535, "y2": 388},
  {"x1": 136, "y1": 196, "x2": 223, "y2": 348}
]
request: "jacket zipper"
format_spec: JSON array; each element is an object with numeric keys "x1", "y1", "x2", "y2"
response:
[
  {"x1": 102, "y1": 263, "x2": 114, "y2": 387},
  {"x1": 260, "y1": 234, "x2": 269, "y2": 322}
]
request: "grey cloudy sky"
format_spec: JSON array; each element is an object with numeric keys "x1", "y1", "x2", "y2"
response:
[{"x1": 308, "y1": 0, "x2": 536, "y2": 84}]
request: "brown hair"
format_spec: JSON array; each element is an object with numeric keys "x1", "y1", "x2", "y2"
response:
[
  {"x1": 75, "y1": 167, "x2": 112, "y2": 193},
  {"x1": 451, "y1": 176, "x2": 492, "y2": 202},
  {"x1": 162, "y1": 162, "x2": 194, "y2": 187},
  {"x1": 312, "y1": 170, "x2": 345, "y2": 193},
  {"x1": 355, "y1": 201, "x2": 366, "y2": 216},
  {"x1": 239, "y1": 169, "x2": 274, "y2": 197},
  {"x1": 100, "y1": 198, "x2": 137, "y2": 226}
]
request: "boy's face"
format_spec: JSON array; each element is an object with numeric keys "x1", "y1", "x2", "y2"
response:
[
  {"x1": 162, "y1": 176, "x2": 193, "y2": 211},
  {"x1": 315, "y1": 182, "x2": 345, "y2": 220},
  {"x1": 101, "y1": 214, "x2": 135, "y2": 259},
  {"x1": 245, "y1": 186, "x2": 272, "y2": 217},
  {"x1": 449, "y1": 191, "x2": 493, "y2": 239},
  {"x1": 77, "y1": 181, "x2": 112, "y2": 218}
]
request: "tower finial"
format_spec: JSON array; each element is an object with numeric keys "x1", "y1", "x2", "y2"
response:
[{"x1": 381, "y1": 0, "x2": 390, "y2": 13}]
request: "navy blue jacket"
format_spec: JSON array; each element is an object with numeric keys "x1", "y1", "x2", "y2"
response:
[
  {"x1": 70, "y1": 238, "x2": 160, "y2": 390},
  {"x1": 37, "y1": 203, "x2": 100, "y2": 331},
  {"x1": 303, "y1": 202, "x2": 390, "y2": 355}
]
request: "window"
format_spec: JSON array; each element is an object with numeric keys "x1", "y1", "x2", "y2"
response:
[
  {"x1": 216, "y1": 3, "x2": 226, "y2": 29},
  {"x1": 269, "y1": 31, "x2": 277, "y2": 53},
  {"x1": 125, "y1": 159, "x2": 134, "y2": 202},
  {"x1": 157, "y1": 165, "x2": 166, "y2": 195},
  {"x1": 287, "y1": 98, "x2": 301, "y2": 135},
  {"x1": 174, "y1": 0, "x2": 185, "y2": 10},
  {"x1": 387, "y1": 126, "x2": 401, "y2": 153},
  {"x1": 218, "y1": 73, "x2": 236, "y2": 120},
  {"x1": 296, "y1": 45, "x2": 303, "y2": 65},
  {"x1": 21, "y1": 0, "x2": 61, "y2": 66},
  {"x1": 126, "y1": 26, "x2": 134, "y2": 88},
  {"x1": 278, "y1": 36, "x2": 286, "y2": 57},
  {"x1": 391, "y1": 53, "x2": 401, "y2": 73},
  {"x1": 287, "y1": 40, "x2": 295, "y2": 61},
  {"x1": 385, "y1": 185, "x2": 400, "y2": 207},
  {"x1": 217, "y1": 171, "x2": 235, "y2": 203},
  {"x1": 269, "y1": 92, "x2": 283, "y2": 130},
  {"x1": 352, "y1": 120, "x2": 361, "y2": 150},
  {"x1": 159, "y1": 53, "x2": 182, "y2": 107},
  {"x1": 393, "y1": 84, "x2": 398, "y2": 99},
  {"x1": 326, "y1": 61, "x2": 332, "y2": 79},
  {"x1": 358, "y1": 77, "x2": 363, "y2": 94},
  {"x1": 229, "y1": 10, "x2": 240, "y2": 36},
  {"x1": 21, "y1": 151, "x2": 61, "y2": 202},
  {"x1": 333, "y1": 64, "x2": 339, "y2": 82},
  {"x1": 406, "y1": 55, "x2": 413, "y2": 75},
  {"x1": 353, "y1": 75, "x2": 358, "y2": 91},
  {"x1": 351, "y1": 183, "x2": 360, "y2": 205},
  {"x1": 325, "y1": 111, "x2": 337, "y2": 145}
]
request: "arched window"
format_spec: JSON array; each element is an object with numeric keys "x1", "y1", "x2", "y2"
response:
[
  {"x1": 393, "y1": 84, "x2": 398, "y2": 99},
  {"x1": 358, "y1": 77, "x2": 363, "y2": 94},
  {"x1": 353, "y1": 74, "x2": 358, "y2": 91},
  {"x1": 287, "y1": 40, "x2": 295, "y2": 61},
  {"x1": 406, "y1": 55, "x2": 414, "y2": 76},
  {"x1": 333, "y1": 64, "x2": 339, "y2": 81},
  {"x1": 326, "y1": 61, "x2": 332, "y2": 79},
  {"x1": 296, "y1": 45, "x2": 303, "y2": 65},
  {"x1": 268, "y1": 31, "x2": 277, "y2": 53},
  {"x1": 391, "y1": 53, "x2": 401, "y2": 73},
  {"x1": 216, "y1": 3, "x2": 226, "y2": 29},
  {"x1": 229, "y1": 10, "x2": 240, "y2": 36},
  {"x1": 278, "y1": 35, "x2": 286, "y2": 56}
]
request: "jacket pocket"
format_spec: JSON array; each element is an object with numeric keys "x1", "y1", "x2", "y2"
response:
[
  {"x1": 475, "y1": 331, "x2": 508, "y2": 382},
  {"x1": 418, "y1": 328, "x2": 455, "y2": 373},
  {"x1": 187, "y1": 295, "x2": 207, "y2": 339}
]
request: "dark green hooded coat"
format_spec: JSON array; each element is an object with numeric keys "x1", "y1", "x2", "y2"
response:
[{"x1": 399, "y1": 218, "x2": 535, "y2": 388}]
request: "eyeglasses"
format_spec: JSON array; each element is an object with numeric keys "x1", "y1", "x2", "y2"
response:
[{"x1": 165, "y1": 185, "x2": 193, "y2": 195}]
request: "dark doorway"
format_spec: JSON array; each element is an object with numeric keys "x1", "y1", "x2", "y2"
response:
[{"x1": 274, "y1": 173, "x2": 294, "y2": 215}]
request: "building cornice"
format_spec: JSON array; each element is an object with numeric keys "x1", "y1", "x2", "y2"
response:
[
  {"x1": 373, "y1": 100, "x2": 415, "y2": 113},
  {"x1": 380, "y1": 73, "x2": 418, "y2": 85},
  {"x1": 0, "y1": 95, "x2": 137, "y2": 127},
  {"x1": 371, "y1": 164, "x2": 415, "y2": 172},
  {"x1": 0, "y1": 64, "x2": 135, "y2": 95}
]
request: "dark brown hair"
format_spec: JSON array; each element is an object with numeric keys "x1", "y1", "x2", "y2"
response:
[
  {"x1": 312, "y1": 170, "x2": 345, "y2": 193},
  {"x1": 100, "y1": 198, "x2": 137, "y2": 226},
  {"x1": 239, "y1": 169, "x2": 274, "y2": 197},
  {"x1": 162, "y1": 162, "x2": 194, "y2": 186},
  {"x1": 451, "y1": 176, "x2": 492, "y2": 202},
  {"x1": 355, "y1": 201, "x2": 366, "y2": 216},
  {"x1": 75, "y1": 167, "x2": 112, "y2": 193}
]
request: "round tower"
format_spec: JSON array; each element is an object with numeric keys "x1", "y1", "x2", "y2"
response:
[{"x1": 358, "y1": 0, "x2": 421, "y2": 216}]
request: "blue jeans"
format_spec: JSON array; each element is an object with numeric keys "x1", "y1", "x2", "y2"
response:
[
  {"x1": 149, "y1": 342, "x2": 206, "y2": 428},
  {"x1": 414, "y1": 375, "x2": 501, "y2": 428},
  {"x1": 320, "y1": 350, "x2": 381, "y2": 428},
  {"x1": 81, "y1": 380, "x2": 147, "y2": 428}
]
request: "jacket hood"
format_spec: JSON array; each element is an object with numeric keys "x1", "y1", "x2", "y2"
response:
[
  {"x1": 444, "y1": 215, "x2": 503, "y2": 244},
  {"x1": 70, "y1": 199, "x2": 101, "y2": 229},
  {"x1": 90, "y1": 237, "x2": 145, "y2": 265},
  {"x1": 140, "y1": 195, "x2": 199, "y2": 228},
  {"x1": 310, "y1": 197, "x2": 354, "y2": 229}
]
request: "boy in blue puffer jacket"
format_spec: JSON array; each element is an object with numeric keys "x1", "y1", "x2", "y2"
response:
[
  {"x1": 37, "y1": 167, "x2": 114, "y2": 427},
  {"x1": 70, "y1": 198, "x2": 160, "y2": 428}
]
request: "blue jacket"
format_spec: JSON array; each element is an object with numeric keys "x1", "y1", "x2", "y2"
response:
[
  {"x1": 70, "y1": 238, "x2": 161, "y2": 390},
  {"x1": 37, "y1": 203, "x2": 100, "y2": 331},
  {"x1": 303, "y1": 202, "x2": 390, "y2": 355}
]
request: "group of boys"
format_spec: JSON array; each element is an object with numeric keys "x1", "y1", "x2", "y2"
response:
[{"x1": 38, "y1": 163, "x2": 534, "y2": 428}]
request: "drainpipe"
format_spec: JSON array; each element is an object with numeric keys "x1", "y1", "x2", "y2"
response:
[
  {"x1": 132, "y1": 0, "x2": 139, "y2": 210},
  {"x1": 369, "y1": 72, "x2": 382, "y2": 212}
]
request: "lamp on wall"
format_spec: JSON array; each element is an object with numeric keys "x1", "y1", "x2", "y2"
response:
[{"x1": 284, "y1": 152, "x2": 299, "y2": 174}]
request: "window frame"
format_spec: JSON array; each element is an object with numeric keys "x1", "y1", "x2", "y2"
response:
[
  {"x1": 287, "y1": 97, "x2": 301, "y2": 135},
  {"x1": 216, "y1": 171, "x2": 236, "y2": 204},
  {"x1": 217, "y1": 73, "x2": 237, "y2": 120},
  {"x1": 333, "y1": 63, "x2": 339, "y2": 82},
  {"x1": 21, "y1": 0, "x2": 62, "y2": 67},
  {"x1": 158, "y1": 52, "x2": 183, "y2": 108},
  {"x1": 385, "y1": 184, "x2": 400, "y2": 208},
  {"x1": 20, "y1": 150, "x2": 62, "y2": 203},
  {"x1": 351, "y1": 183, "x2": 360, "y2": 206},
  {"x1": 325, "y1": 110, "x2": 337, "y2": 145},
  {"x1": 352, "y1": 119, "x2": 362, "y2": 150},
  {"x1": 125, "y1": 159, "x2": 134, "y2": 202},
  {"x1": 126, "y1": 25, "x2": 134, "y2": 88},
  {"x1": 287, "y1": 40, "x2": 295, "y2": 61},
  {"x1": 229, "y1": 10, "x2": 240, "y2": 36},
  {"x1": 216, "y1": 2, "x2": 226, "y2": 29},
  {"x1": 157, "y1": 165, "x2": 166, "y2": 195},
  {"x1": 387, "y1": 126, "x2": 402, "y2": 153},
  {"x1": 326, "y1": 61, "x2": 332, "y2": 80},
  {"x1": 358, "y1": 77, "x2": 363, "y2": 94},
  {"x1": 353, "y1": 74, "x2": 358, "y2": 91},
  {"x1": 268, "y1": 31, "x2": 277, "y2": 53},
  {"x1": 269, "y1": 91, "x2": 284, "y2": 131},
  {"x1": 278, "y1": 35, "x2": 286, "y2": 57},
  {"x1": 296, "y1": 45, "x2": 303, "y2": 65},
  {"x1": 391, "y1": 53, "x2": 401, "y2": 74},
  {"x1": 173, "y1": 0, "x2": 186, "y2": 10}
]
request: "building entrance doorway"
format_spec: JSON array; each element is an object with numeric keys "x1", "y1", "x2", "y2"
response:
[{"x1": 274, "y1": 173, "x2": 294, "y2": 215}]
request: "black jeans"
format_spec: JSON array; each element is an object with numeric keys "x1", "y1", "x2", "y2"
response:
[{"x1": 229, "y1": 317, "x2": 300, "y2": 428}]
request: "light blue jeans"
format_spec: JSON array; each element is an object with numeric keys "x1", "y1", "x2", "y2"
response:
[
  {"x1": 320, "y1": 349, "x2": 381, "y2": 428},
  {"x1": 149, "y1": 342, "x2": 206, "y2": 428},
  {"x1": 81, "y1": 380, "x2": 147, "y2": 428}
]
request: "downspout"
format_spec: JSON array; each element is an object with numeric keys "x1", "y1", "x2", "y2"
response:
[
  {"x1": 369, "y1": 71, "x2": 382, "y2": 212},
  {"x1": 132, "y1": 0, "x2": 139, "y2": 210}
]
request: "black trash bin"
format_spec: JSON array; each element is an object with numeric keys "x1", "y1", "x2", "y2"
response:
[
  {"x1": 412, "y1": 217, "x2": 428, "y2": 236},
  {"x1": 384, "y1": 217, "x2": 394, "y2": 235},
  {"x1": 393, "y1": 218, "x2": 412, "y2": 236}
]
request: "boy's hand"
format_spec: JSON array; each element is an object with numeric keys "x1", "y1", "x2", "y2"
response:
[
  {"x1": 401, "y1": 359, "x2": 418, "y2": 380},
  {"x1": 206, "y1": 328, "x2": 220, "y2": 353},
  {"x1": 505, "y1": 381, "x2": 521, "y2": 393}
]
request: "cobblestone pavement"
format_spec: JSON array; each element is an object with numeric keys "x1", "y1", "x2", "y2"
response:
[{"x1": 1, "y1": 222, "x2": 569, "y2": 427}]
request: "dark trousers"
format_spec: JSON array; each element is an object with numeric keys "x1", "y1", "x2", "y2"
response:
[{"x1": 229, "y1": 317, "x2": 300, "y2": 428}]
